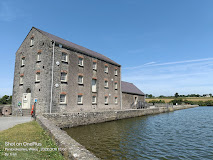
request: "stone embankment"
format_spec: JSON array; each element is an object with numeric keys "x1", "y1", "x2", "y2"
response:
[
  {"x1": 42, "y1": 105, "x2": 198, "y2": 128},
  {"x1": 37, "y1": 105, "x2": 198, "y2": 160},
  {"x1": 36, "y1": 115, "x2": 99, "y2": 160}
]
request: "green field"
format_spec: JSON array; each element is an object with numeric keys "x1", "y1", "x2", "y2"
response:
[
  {"x1": 0, "y1": 121, "x2": 64, "y2": 160},
  {"x1": 146, "y1": 97, "x2": 213, "y2": 103}
]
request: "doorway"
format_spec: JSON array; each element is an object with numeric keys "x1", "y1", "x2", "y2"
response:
[{"x1": 22, "y1": 88, "x2": 31, "y2": 109}]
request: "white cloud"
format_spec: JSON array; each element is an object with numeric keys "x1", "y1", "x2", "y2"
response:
[{"x1": 122, "y1": 58, "x2": 213, "y2": 96}]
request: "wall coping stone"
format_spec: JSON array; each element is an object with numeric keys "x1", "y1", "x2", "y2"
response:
[{"x1": 36, "y1": 115, "x2": 99, "y2": 160}]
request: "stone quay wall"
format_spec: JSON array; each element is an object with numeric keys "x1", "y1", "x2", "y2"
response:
[
  {"x1": 36, "y1": 115, "x2": 99, "y2": 160},
  {"x1": 42, "y1": 105, "x2": 198, "y2": 129}
]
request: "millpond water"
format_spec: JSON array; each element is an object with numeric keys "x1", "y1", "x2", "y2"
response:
[{"x1": 64, "y1": 107, "x2": 213, "y2": 159}]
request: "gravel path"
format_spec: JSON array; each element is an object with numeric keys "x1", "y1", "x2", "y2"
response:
[{"x1": 0, "y1": 116, "x2": 33, "y2": 131}]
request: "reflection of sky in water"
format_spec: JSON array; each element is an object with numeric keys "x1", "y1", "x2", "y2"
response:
[{"x1": 64, "y1": 107, "x2": 213, "y2": 159}]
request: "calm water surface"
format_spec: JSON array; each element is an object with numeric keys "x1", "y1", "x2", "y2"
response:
[{"x1": 64, "y1": 107, "x2": 213, "y2": 159}]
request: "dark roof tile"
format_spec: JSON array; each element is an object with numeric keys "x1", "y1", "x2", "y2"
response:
[
  {"x1": 33, "y1": 27, "x2": 120, "y2": 66},
  {"x1": 121, "y1": 81, "x2": 145, "y2": 96}
]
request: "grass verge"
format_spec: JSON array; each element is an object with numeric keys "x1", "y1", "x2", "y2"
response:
[{"x1": 0, "y1": 121, "x2": 64, "y2": 160}]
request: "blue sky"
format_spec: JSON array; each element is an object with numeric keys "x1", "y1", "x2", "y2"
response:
[{"x1": 0, "y1": 0, "x2": 213, "y2": 96}]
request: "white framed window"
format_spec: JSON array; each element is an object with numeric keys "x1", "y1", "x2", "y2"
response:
[
  {"x1": 62, "y1": 52, "x2": 68, "y2": 62},
  {"x1": 115, "y1": 68, "x2": 118, "y2": 76},
  {"x1": 93, "y1": 61, "x2": 97, "y2": 70},
  {"x1": 36, "y1": 72, "x2": 40, "y2": 82},
  {"x1": 21, "y1": 57, "x2": 25, "y2": 66},
  {"x1": 104, "y1": 80, "x2": 109, "y2": 88},
  {"x1": 61, "y1": 72, "x2": 67, "y2": 82},
  {"x1": 37, "y1": 53, "x2": 41, "y2": 62},
  {"x1": 115, "y1": 82, "x2": 118, "y2": 90},
  {"x1": 78, "y1": 57, "x2": 84, "y2": 66},
  {"x1": 60, "y1": 94, "x2": 66, "y2": 104},
  {"x1": 105, "y1": 96, "x2": 108, "y2": 104},
  {"x1": 92, "y1": 79, "x2": 97, "y2": 92},
  {"x1": 30, "y1": 38, "x2": 34, "y2": 46},
  {"x1": 115, "y1": 97, "x2": 118, "y2": 104},
  {"x1": 104, "y1": 65, "x2": 108, "y2": 73},
  {"x1": 78, "y1": 75, "x2": 83, "y2": 84},
  {"x1": 20, "y1": 76, "x2": 23, "y2": 84},
  {"x1": 92, "y1": 96, "x2": 97, "y2": 104},
  {"x1": 78, "y1": 95, "x2": 83, "y2": 104}
]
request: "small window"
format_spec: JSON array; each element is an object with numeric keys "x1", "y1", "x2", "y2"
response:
[
  {"x1": 115, "y1": 68, "x2": 118, "y2": 76},
  {"x1": 105, "y1": 96, "x2": 108, "y2": 104},
  {"x1": 60, "y1": 94, "x2": 66, "y2": 104},
  {"x1": 93, "y1": 61, "x2": 97, "y2": 70},
  {"x1": 62, "y1": 52, "x2": 68, "y2": 62},
  {"x1": 37, "y1": 53, "x2": 41, "y2": 62},
  {"x1": 115, "y1": 97, "x2": 118, "y2": 104},
  {"x1": 30, "y1": 38, "x2": 34, "y2": 46},
  {"x1": 20, "y1": 76, "x2": 23, "y2": 85},
  {"x1": 78, "y1": 57, "x2": 84, "y2": 66},
  {"x1": 115, "y1": 82, "x2": 118, "y2": 90},
  {"x1": 78, "y1": 75, "x2": 83, "y2": 84},
  {"x1": 104, "y1": 80, "x2": 108, "y2": 88},
  {"x1": 92, "y1": 96, "x2": 97, "y2": 104},
  {"x1": 61, "y1": 72, "x2": 67, "y2": 82},
  {"x1": 21, "y1": 57, "x2": 25, "y2": 66},
  {"x1": 78, "y1": 95, "x2": 83, "y2": 104},
  {"x1": 36, "y1": 72, "x2": 40, "y2": 82},
  {"x1": 104, "y1": 65, "x2": 108, "y2": 73}
]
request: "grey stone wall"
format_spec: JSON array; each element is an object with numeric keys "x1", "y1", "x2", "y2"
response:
[
  {"x1": 36, "y1": 115, "x2": 99, "y2": 160},
  {"x1": 42, "y1": 105, "x2": 198, "y2": 128},
  {"x1": 122, "y1": 92, "x2": 145, "y2": 109},
  {"x1": 12, "y1": 28, "x2": 53, "y2": 115},
  {"x1": 51, "y1": 46, "x2": 121, "y2": 113}
]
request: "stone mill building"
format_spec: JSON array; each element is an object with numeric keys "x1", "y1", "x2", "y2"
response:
[{"x1": 12, "y1": 27, "x2": 145, "y2": 115}]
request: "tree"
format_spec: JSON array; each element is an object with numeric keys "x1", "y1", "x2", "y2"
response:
[
  {"x1": 175, "y1": 93, "x2": 179, "y2": 98},
  {"x1": 0, "y1": 95, "x2": 12, "y2": 104}
]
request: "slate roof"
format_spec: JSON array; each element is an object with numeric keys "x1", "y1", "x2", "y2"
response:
[
  {"x1": 121, "y1": 81, "x2": 145, "y2": 96},
  {"x1": 33, "y1": 27, "x2": 120, "y2": 66}
]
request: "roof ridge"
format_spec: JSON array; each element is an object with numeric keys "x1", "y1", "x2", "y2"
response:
[{"x1": 33, "y1": 27, "x2": 120, "y2": 66}]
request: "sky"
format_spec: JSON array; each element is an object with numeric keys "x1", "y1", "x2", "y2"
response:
[{"x1": 0, "y1": 0, "x2": 213, "y2": 97}]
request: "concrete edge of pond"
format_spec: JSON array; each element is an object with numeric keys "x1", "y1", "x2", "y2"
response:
[
  {"x1": 36, "y1": 115, "x2": 100, "y2": 160},
  {"x1": 42, "y1": 105, "x2": 199, "y2": 129}
]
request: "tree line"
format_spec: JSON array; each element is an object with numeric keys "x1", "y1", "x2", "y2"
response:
[
  {"x1": 0, "y1": 95, "x2": 12, "y2": 104},
  {"x1": 148, "y1": 98, "x2": 213, "y2": 106},
  {"x1": 146, "y1": 93, "x2": 212, "y2": 98}
]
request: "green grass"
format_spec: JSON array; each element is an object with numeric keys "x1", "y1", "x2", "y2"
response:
[{"x1": 0, "y1": 121, "x2": 65, "y2": 160}]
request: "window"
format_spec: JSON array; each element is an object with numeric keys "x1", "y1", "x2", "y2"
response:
[
  {"x1": 115, "y1": 82, "x2": 118, "y2": 90},
  {"x1": 78, "y1": 95, "x2": 83, "y2": 104},
  {"x1": 92, "y1": 79, "x2": 97, "y2": 92},
  {"x1": 20, "y1": 76, "x2": 23, "y2": 85},
  {"x1": 93, "y1": 61, "x2": 97, "y2": 70},
  {"x1": 115, "y1": 68, "x2": 118, "y2": 76},
  {"x1": 78, "y1": 57, "x2": 84, "y2": 66},
  {"x1": 115, "y1": 97, "x2": 118, "y2": 104},
  {"x1": 30, "y1": 38, "x2": 34, "y2": 46},
  {"x1": 78, "y1": 75, "x2": 83, "y2": 84},
  {"x1": 36, "y1": 72, "x2": 40, "y2": 82},
  {"x1": 21, "y1": 57, "x2": 25, "y2": 66},
  {"x1": 92, "y1": 96, "x2": 97, "y2": 104},
  {"x1": 37, "y1": 53, "x2": 41, "y2": 62},
  {"x1": 61, "y1": 72, "x2": 67, "y2": 82},
  {"x1": 104, "y1": 65, "x2": 108, "y2": 73},
  {"x1": 62, "y1": 52, "x2": 68, "y2": 62},
  {"x1": 60, "y1": 94, "x2": 66, "y2": 104},
  {"x1": 104, "y1": 80, "x2": 108, "y2": 88},
  {"x1": 105, "y1": 96, "x2": 108, "y2": 104}
]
